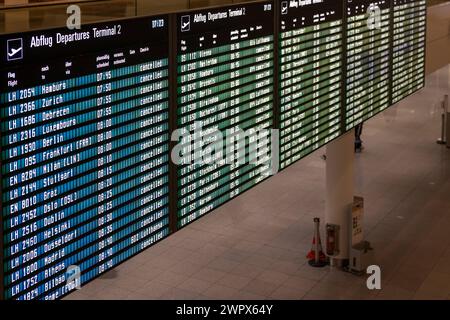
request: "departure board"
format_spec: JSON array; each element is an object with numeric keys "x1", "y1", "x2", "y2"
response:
[
  {"x1": 392, "y1": 0, "x2": 426, "y2": 103},
  {"x1": 345, "y1": 0, "x2": 391, "y2": 130},
  {"x1": 279, "y1": 0, "x2": 343, "y2": 169},
  {"x1": 176, "y1": 2, "x2": 275, "y2": 227},
  {"x1": 0, "y1": 16, "x2": 171, "y2": 300},
  {"x1": 0, "y1": 0, "x2": 430, "y2": 301}
]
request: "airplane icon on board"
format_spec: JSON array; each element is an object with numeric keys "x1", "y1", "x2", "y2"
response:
[
  {"x1": 7, "y1": 38, "x2": 23, "y2": 61},
  {"x1": 181, "y1": 15, "x2": 190, "y2": 32},
  {"x1": 8, "y1": 47, "x2": 22, "y2": 58},
  {"x1": 281, "y1": 1, "x2": 288, "y2": 15}
]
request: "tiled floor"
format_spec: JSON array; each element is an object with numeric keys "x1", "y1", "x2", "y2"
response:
[{"x1": 65, "y1": 65, "x2": 450, "y2": 300}]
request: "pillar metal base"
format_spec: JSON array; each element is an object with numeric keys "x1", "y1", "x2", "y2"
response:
[
  {"x1": 329, "y1": 258, "x2": 349, "y2": 269},
  {"x1": 308, "y1": 260, "x2": 328, "y2": 268}
]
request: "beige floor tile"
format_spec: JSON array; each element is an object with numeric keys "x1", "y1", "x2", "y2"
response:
[
  {"x1": 203, "y1": 285, "x2": 241, "y2": 299},
  {"x1": 192, "y1": 268, "x2": 227, "y2": 283},
  {"x1": 243, "y1": 254, "x2": 277, "y2": 269},
  {"x1": 295, "y1": 265, "x2": 330, "y2": 281},
  {"x1": 157, "y1": 271, "x2": 190, "y2": 287},
  {"x1": 111, "y1": 274, "x2": 151, "y2": 292},
  {"x1": 176, "y1": 277, "x2": 213, "y2": 294},
  {"x1": 183, "y1": 252, "x2": 217, "y2": 265},
  {"x1": 125, "y1": 292, "x2": 158, "y2": 300},
  {"x1": 91, "y1": 285, "x2": 135, "y2": 300},
  {"x1": 340, "y1": 283, "x2": 380, "y2": 300},
  {"x1": 216, "y1": 274, "x2": 253, "y2": 290},
  {"x1": 78, "y1": 278, "x2": 110, "y2": 296},
  {"x1": 160, "y1": 287, "x2": 201, "y2": 300},
  {"x1": 207, "y1": 257, "x2": 241, "y2": 273},
  {"x1": 387, "y1": 264, "x2": 431, "y2": 292},
  {"x1": 174, "y1": 237, "x2": 207, "y2": 251},
  {"x1": 230, "y1": 263, "x2": 266, "y2": 279},
  {"x1": 219, "y1": 249, "x2": 251, "y2": 263},
  {"x1": 282, "y1": 275, "x2": 318, "y2": 292},
  {"x1": 169, "y1": 261, "x2": 204, "y2": 277},
  {"x1": 257, "y1": 270, "x2": 291, "y2": 285},
  {"x1": 375, "y1": 284, "x2": 415, "y2": 300},
  {"x1": 134, "y1": 280, "x2": 174, "y2": 299},
  {"x1": 321, "y1": 270, "x2": 366, "y2": 287},
  {"x1": 270, "y1": 260, "x2": 303, "y2": 275},
  {"x1": 432, "y1": 257, "x2": 450, "y2": 276},
  {"x1": 128, "y1": 264, "x2": 166, "y2": 282},
  {"x1": 241, "y1": 279, "x2": 281, "y2": 297},
  {"x1": 269, "y1": 285, "x2": 308, "y2": 300},
  {"x1": 303, "y1": 282, "x2": 352, "y2": 300},
  {"x1": 413, "y1": 272, "x2": 450, "y2": 300}
]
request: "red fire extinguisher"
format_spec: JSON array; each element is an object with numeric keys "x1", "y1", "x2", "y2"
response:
[{"x1": 326, "y1": 224, "x2": 339, "y2": 256}]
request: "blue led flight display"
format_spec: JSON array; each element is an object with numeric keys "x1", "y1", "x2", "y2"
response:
[{"x1": 0, "y1": 16, "x2": 171, "y2": 300}]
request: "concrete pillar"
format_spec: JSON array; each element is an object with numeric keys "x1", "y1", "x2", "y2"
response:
[{"x1": 325, "y1": 129, "x2": 355, "y2": 265}]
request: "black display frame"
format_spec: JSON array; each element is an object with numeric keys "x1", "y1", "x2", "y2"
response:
[
  {"x1": 0, "y1": 0, "x2": 428, "y2": 300},
  {"x1": 0, "y1": 142, "x2": 3, "y2": 301},
  {"x1": 277, "y1": 0, "x2": 347, "y2": 171},
  {"x1": 0, "y1": 13, "x2": 174, "y2": 301},
  {"x1": 343, "y1": 0, "x2": 393, "y2": 133},
  {"x1": 390, "y1": 0, "x2": 427, "y2": 103},
  {"x1": 173, "y1": 0, "x2": 277, "y2": 229}
]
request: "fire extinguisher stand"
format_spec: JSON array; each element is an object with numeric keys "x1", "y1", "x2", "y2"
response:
[
  {"x1": 307, "y1": 218, "x2": 327, "y2": 267},
  {"x1": 313, "y1": 218, "x2": 320, "y2": 266},
  {"x1": 325, "y1": 130, "x2": 355, "y2": 267}
]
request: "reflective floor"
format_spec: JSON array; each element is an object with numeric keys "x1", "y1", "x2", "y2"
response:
[{"x1": 65, "y1": 65, "x2": 450, "y2": 300}]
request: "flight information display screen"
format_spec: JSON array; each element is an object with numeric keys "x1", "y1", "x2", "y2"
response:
[
  {"x1": 176, "y1": 2, "x2": 275, "y2": 227},
  {"x1": 345, "y1": 0, "x2": 391, "y2": 131},
  {"x1": 279, "y1": 0, "x2": 343, "y2": 169},
  {"x1": 0, "y1": 16, "x2": 171, "y2": 300},
  {"x1": 392, "y1": 0, "x2": 426, "y2": 103},
  {"x1": 0, "y1": 0, "x2": 429, "y2": 301}
]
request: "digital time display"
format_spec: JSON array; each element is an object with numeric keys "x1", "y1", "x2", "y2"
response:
[
  {"x1": 279, "y1": 0, "x2": 343, "y2": 169},
  {"x1": 0, "y1": 16, "x2": 171, "y2": 300}
]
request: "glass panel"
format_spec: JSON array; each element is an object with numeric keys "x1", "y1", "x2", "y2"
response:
[
  {"x1": 0, "y1": 0, "x2": 107, "y2": 8},
  {"x1": 428, "y1": 0, "x2": 450, "y2": 5},
  {"x1": 137, "y1": 0, "x2": 189, "y2": 15},
  {"x1": 0, "y1": 0, "x2": 136, "y2": 33},
  {"x1": 0, "y1": 0, "x2": 265, "y2": 34}
]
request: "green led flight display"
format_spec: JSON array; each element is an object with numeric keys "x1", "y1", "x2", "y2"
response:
[
  {"x1": 279, "y1": 0, "x2": 343, "y2": 169},
  {"x1": 345, "y1": 0, "x2": 391, "y2": 130},
  {"x1": 176, "y1": 2, "x2": 275, "y2": 227},
  {"x1": 392, "y1": 0, "x2": 426, "y2": 103}
]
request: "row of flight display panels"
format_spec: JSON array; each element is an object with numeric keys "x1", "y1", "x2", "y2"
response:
[{"x1": 0, "y1": 0, "x2": 426, "y2": 300}]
